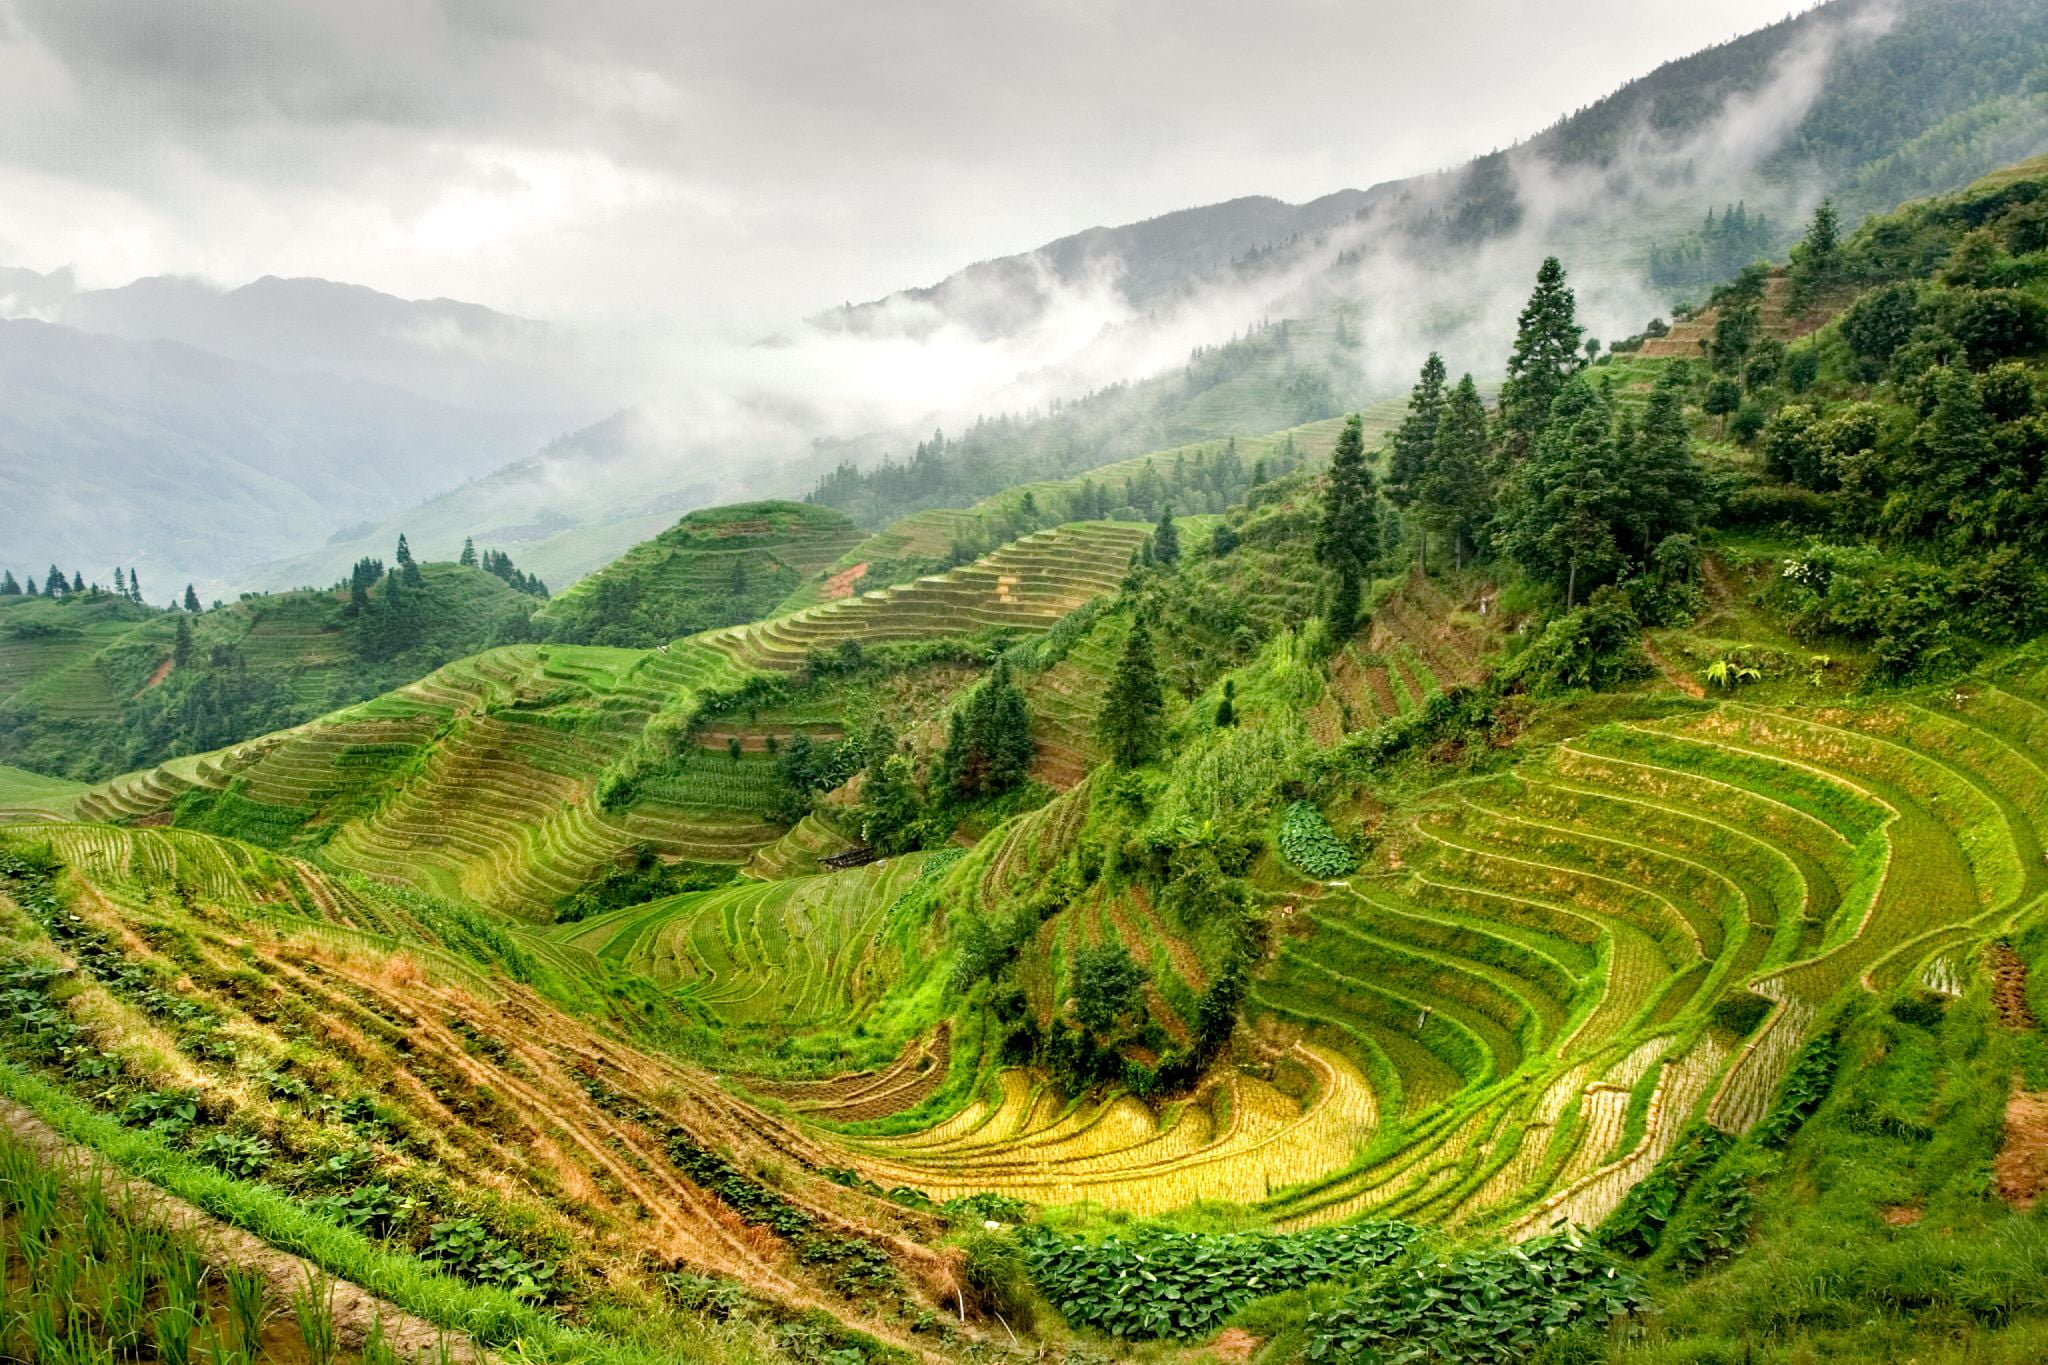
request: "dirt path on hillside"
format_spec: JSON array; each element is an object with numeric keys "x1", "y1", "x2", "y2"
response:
[
  {"x1": 1987, "y1": 943, "x2": 2048, "y2": 1210},
  {"x1": 136, "y1": 655, "x2": 174, "y2": 696},
  {"x1": 1641, "y1": 635, "x2": 1704, "y2": 698},
  {"x1": 0, "y1": 1097, "x2": 489, "y2": 1364}
]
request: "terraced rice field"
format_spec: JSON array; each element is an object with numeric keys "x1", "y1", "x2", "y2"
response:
[
  {"x1": 704, "y1": 523, "x2": 1147, "y2": 672},
  {"x1": 837, "y1": 666, "x2": 2048, "y2": 1232},
  {"x1": 1315, "y1": 572, "x2": 1498, "y2": 742},
  {"x1": 1238, "y1": 675, "x2": 2048, "y2": 1233},
  {"x1": 549, "y1": 854, "x2": 936, "y2": 1029},
  {"x1": 830, "y1": 1043, "x2": 1377, "y2": 1214},
  {"x1": 1023, "y1": 619, "x2": 1122, "y2": 788},
  {"x1": 0, "y1": 828, "x2": 964, "y2": 1348}
]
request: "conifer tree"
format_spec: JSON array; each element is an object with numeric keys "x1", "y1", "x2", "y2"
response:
[
  {"x1": 1498, "y1": 257, "x2": 1585, "y2": 467},
  {"x1": 1498, "y1": 375, "x2": 1622, "y2": 606},
  {"x1": 1800, "y1": 199, "x2": 1839, "y2": 274},
  {"x1": 113, "y1": 567, "x2": 125, "y2": 595},
  {"x1": 70, "y1": 571, "x2": 84, "y2": 594},
  {"x1": 127, "y1": 568, "x2": 141, "y2": 603},
  {"x1": 24, "y1": 574, "x2": 37, "y2": 596},
  {"x1": 1387, "y1": 352, "x2": 1448, "y2": 505},
  {"x1": 1153, "y1": 505, "x2": 1180, "y2": 566},
  {"x1": 1215, "y1": 678, "x2": 1236, "y2": 728},
  {"x1": 1417, "y1": 374, "x2": 1494, "y2": 572},
  {"x1": 172, "y1": 615, "x2": 193, "y2": 669},
  {"x1": 1098, "y1": 618, "x2": 1165, "y2": 768},
  {"x1": 396, "y1": 533, "x2": 422, "y2": 588},
  {"x1": 0, "y1": 571, "x2": 15, "y2": 595},
  {"x1": 183, "y1": 584, "x2": 201, "y2": 613},
  {"x1": 46, "y1": 566, "x2": 66, "y2": 598},
  {"x1": 1316, "y1": 413, "x2": 1384, "y2": 640},
  {"x1": 1619, "y1": 368, "x2": 1710, "y2": 556},
  {"x1": 459, "y1": 537, "x2": 477, "y2": 567}
]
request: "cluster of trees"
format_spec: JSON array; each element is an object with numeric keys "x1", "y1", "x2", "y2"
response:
[
  {"x1": 1317, "y1": 256, "x2": 1711, "y2": 643},
  {"x1": 3, "y1": 566, "x2": 149, "y2": 605},
  {"x1": 461, "y1": 538, "x2": 549, "y2": 598},
  {"x1": 1648, "y1": 202, "x2": 1784, "y2": 293},
  {"x1": 2, "y1": 567, "x2": 207, "y2": 614},
  {"x1": 934, "y1": 661, "x2": 1032, "y2": 803},
  {"x1": 1722, "y1": 175, "x2": 2048, "y2": 677},
  {"x1": 805, "y1": 318, "x2": 1338, "y2": 531}
]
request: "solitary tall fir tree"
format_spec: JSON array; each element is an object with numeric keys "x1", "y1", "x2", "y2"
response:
[
  {"x1": 1153, "y1": 505, "x2": 1181, "y2": 565},
  {"x1": 1416, "y1": 374, "x2": 1494, "y2": 572},
  {"x1": 1498, "y1": 257, "x2": 1584, "y2": 468},
  {"x1": 1097, "y1": 618, "x2": 1165, "y2": 768}
]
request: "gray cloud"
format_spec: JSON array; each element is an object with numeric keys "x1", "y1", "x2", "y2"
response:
[{"x1": 0, "y1": 0, "x2": 1812, "y2": 332}]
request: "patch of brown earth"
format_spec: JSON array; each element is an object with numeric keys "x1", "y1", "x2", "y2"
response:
[
  {"x1": 1996, "y1": 1087, "x2": 2048, "y2": 1211},
  {"x1": 1988, "y1": 941, "x2": 2039, "y2": 1029},
  {"x1": 1209, "y1": 1327, "x2": 1263, "y2": 1363},
  {"x1": 1880, "y1": 1203, "x2": 1923, "y2": 1226},
  {"x1": 1641, "y1": 635, "x2": 1705, "y2": 698},
  {"x1": 821, "y1": 561, "x2": 869, "y2": 601},
  {"x1": 137, "y1": 654, "x2": 175, "y2": 695}
]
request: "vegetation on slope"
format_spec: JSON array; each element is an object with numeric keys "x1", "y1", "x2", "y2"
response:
[
  {"x1": 18, "y1": 152, "x2": 2048, "y2": 1365},
  {"x1": 0, "y1": 548, "x2": 545, "y2": 783}
]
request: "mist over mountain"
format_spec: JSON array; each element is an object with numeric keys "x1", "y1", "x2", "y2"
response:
[
  {"x1": 0, "y1": 318, "x2": 563, "y2": 599},
  {"x1": 0, "y1": 266, "x2": 612, "y2": 417},
  {"x1": 263, "y1": 0, "x2": 2048, "y2": 599}
]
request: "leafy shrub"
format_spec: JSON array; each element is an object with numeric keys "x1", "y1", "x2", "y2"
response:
[
  {"x1": 1021, "y1": 1221, "x2": 1419, "y2": 1340},
  {"x1": 193, "y1": 1132, "x2": 274, "y2": 1179},
  {"x1": 1665, "y1": 1166, "x2": 1755, "y2": 1272},
  {"x1": 1304, "y1": 1232, "x2": 1645, "y2": 1364},
  {"x1": 1279, "y1": 802, "x2": 1357, "y2": 879},
  {"x1": 422, "y1": 1217, "x2": 557, "y2": 1301},
  {"x1": 1598, "y1": 1124, "x2": 1733, "y2": 1258},
  {"x1": 1756, "y1": 1032, "x2": 1841, "y2": 1147},
  {"x1": 1502, "y1": 587, "x2": 1649, "y2": 695},
  {"x1": 1710, "y1": 991, "x2": 1774, "y2": 1037},
  {"x1": 310, "y1": 1182, "x2": 413, "y2": 1237},
  {"x1": 1948, "y1": 287, "x2": 2048, "y2": 365},
  {"x1": 1718, "y1": 483, "x2": 1837, "y2": 531}
]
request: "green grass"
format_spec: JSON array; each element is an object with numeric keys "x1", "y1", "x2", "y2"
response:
[{"x1": 0, "y1": 763, "x2": 85, "y2": 820}]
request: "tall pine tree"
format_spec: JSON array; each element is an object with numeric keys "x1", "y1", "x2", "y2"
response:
[
  {"x1": 183, "y1": 584, "x2": 201, "y2": 613},
  {"x1": 1387, "y1": 352, "x2": 1448, "y2": 506},
  {"x1": 1097, "y1": 618, "x2": 1164, "y2": 768},
  {"x1": 1498, "y1": 375, "x2": 1622, "y2": 606},
  {"x1": 1498, "y1": 257, "x2": 1585, "y2": 468},
  {"x1": 1619, "y1": 367, "x2": 1710, "y2": 557},
  {"x1": 1153, "y1": 505, "x2": 1181, "y2": 565},
  {"x1": 1416, "y1": 374, "x2": 1494, "y2": 572},
  {"x1": 1316, "y1": 413, "x2": 1384, "y2": 640},
  {"x1": 459, "y1": 537, "x2": 477, "y2": 567},
  {"x1": 0, "y1": 571, "x2": 16, "y2": 595}
]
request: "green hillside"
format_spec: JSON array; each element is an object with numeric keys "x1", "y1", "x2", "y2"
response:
[
  {"x1": 15, "y1": 155, "x2": 2048, "y2": 1365},
  {"x1": 0, "y1": 555, "x2": 542, "y2": 782},
  {"x1": 533, "y1": 500, "x2": 864, "y2": 646}
]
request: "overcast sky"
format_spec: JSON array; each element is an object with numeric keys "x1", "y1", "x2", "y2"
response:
[{"x1": 0, "y1": 0, "x2": 1814, "y2": 334}]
